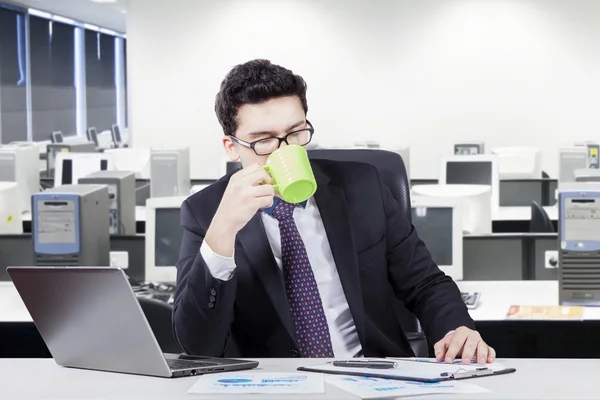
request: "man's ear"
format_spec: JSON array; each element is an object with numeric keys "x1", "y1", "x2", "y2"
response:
[{"x1": 223, "y1": 136, "x2": 240, "y2": 161}]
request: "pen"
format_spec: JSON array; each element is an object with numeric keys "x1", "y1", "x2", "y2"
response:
[{"x1": 330, "y1": 360, "x2": 398, "y2": 369}]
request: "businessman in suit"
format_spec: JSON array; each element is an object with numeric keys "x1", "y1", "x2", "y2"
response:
[{"x1": 174, "y1": 59, "x2": 495, "y2": 364}]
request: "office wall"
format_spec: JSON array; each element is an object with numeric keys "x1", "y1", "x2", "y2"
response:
[{"x1": 127, "y1": 0, "x2": 600, "y2": 179}]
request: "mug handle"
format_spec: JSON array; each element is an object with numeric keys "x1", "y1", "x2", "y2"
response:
[{"x1": 263, "y1": 165, "x2": 279, "y2": 192}]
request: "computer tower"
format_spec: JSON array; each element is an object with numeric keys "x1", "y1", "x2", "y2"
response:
[
  {"x1": 32, "y1": 184, "x2": 109, "y2": 266},
  {"x1": 560, "y1": 143, "x2": 600, "y2": 183},
  {"x1": 558, "y1": 183, "x2": 600, "y2": 306},
  {"x1": 79, "y1": 170, "x2": 136, "y2": 235},
  {"x1": 150, "y1": 147, "x2": 190, "y2": 198},
  {"x1": 0, "y1": 144, "x2": 39, "y2": 213}
]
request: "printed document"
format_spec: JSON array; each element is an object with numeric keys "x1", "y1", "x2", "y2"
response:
[{"x1": 187, "y1": 372, "x2": 325, "y2": 395}]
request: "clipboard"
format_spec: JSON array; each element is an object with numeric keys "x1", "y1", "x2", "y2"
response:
[{"x1": 297, "y1": 359, "x2": 516, "y2": 383}]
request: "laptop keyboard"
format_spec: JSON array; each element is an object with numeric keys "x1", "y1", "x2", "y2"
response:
[{"x1": 167, "y1": 359, "x2": 215, "y2": 371}]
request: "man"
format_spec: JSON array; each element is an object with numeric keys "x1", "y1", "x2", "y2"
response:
[{"x1": 173, "y1": 59, "x2": 495, "y2": 364}]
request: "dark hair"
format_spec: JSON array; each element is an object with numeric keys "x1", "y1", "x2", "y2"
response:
[{"x1": 214, "y1": 59, "x2": 308, "y2": 136}]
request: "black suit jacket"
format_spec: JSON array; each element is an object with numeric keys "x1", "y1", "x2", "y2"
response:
[{"x1": 173, "y1": 159, "x2": 475, "y2": 358}]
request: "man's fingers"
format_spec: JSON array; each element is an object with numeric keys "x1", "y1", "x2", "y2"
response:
[
  {"x1": 444, "y1": 332, "x2": 468, "y2": 363},
  {"x1": 475, "y1": 341, "x2": 488, "y2": 365},
  {"x1": 434, "y1": 340, "x2": 448, "y2": 362},
  {"x1": 460, "y1": 335, "x2": 480, "y2": 365},
  {"x1": 246, "y1": 168, "x2": 273, "y2": 185},
  {"x1": 487, "y1": 346, "x2": 496, "y2": 363},
  {"x1": 252, "y1": 184, "x2": 275, "y2": 198}
]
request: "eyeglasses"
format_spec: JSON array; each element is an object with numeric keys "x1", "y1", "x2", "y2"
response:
[{"x1": 229, "y1": 121, "x2": 315, "y2": 156}]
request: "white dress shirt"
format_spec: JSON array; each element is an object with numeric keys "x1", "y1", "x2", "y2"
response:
[{"x1": 200, "y1": 198, "x2": 362, "y2": 358}]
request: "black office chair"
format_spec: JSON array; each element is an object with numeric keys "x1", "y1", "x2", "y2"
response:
[
  {"x1": 308, "y1": 148, "x2": 429, "y2": 357},
  {"x1": 137, "y1": 297, "x2": 182, "y2": 354},
  {"x1": 542, "y1": 171, "x2": 550, "y2": 179},
  {"x1": 529, "y1": 201, "x2": 555, "y2": 233}
]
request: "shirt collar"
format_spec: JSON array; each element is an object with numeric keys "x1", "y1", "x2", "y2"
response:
[{"x1": 262, "y1": 197, "x2": 308, "y2": 216}]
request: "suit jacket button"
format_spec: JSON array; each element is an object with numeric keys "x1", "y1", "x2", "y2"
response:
[
  {"x1": 209, "y1": 296, "x2": 216, "y2": 302},
  {"x1": 289, "y1": 349, "x2": 300, "y2": 357},
  {"x1": 210, "y1": 289, "x2": 217, "y2": 296},
  {"x1": 208, "y1": 302, "x2": 215, "y2": 309}
]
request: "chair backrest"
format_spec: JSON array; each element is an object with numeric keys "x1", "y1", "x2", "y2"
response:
[
  {"x1": 308, "y1": 149, "x2": 412, "y2": 222},
  {"x1": 530, "y1": 201, "x2": 555, "y2": 233},
  {"x1": 308, "y1": 148, "x2": 427, "y2": 356},
  {"x1": 137, "y1": 296, "x2": 182, "y2": 354}
]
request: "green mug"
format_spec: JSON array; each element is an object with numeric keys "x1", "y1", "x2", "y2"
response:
[{"x1": 264, "y1": 145, "x2": 317, "y2": 204}]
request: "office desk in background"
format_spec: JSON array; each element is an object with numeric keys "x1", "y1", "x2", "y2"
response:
[
  {"x1": 3, "y1": 280, "x2": 600, "y2": 359},
  {"x1": 21, "y1": 205, "x2": 148, "y2": 223},
  {"x1": 1, "y1": 358, "x2": 599, "y2": 399},
  {"x1": 457, "y1": 280, "x2": 600, "y2": 359},
  {"x1": 495, "y1": 206, "x2": 558, "y2": 222}
]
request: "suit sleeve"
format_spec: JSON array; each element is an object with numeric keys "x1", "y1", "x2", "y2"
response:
[
  {"x1": 379, "y1": 172, "x2": 475, "y2": 343},
  {"x1": 172, "y1": 200, "x2": 237, "y2": 356}
]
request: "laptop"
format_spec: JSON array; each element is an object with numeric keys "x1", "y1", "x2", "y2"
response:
[{"x1": 7, "y1": 266, "x2": 258, "y2": 378}]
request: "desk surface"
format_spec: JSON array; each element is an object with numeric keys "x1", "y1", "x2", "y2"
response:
[
  {"x1": 495, "y1": 206, "x2": 558, "y2": 221},
  {"x1": 457, "y1": 280, "x2": 600, "y2": 321},
  {"x1": 1, "y1": 358, "x2": 598, "y2": 399},
  {"x1": 22, "y1": 205, "x2": 147, "y2": 222},
  {"x1": 3, "y1": 280, "x2": 600, "y2": 323},
  {"x1": 20, "y1": 206, "x2": 554, "y2": 224}
]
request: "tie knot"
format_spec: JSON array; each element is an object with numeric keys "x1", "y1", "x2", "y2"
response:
[{"x1": 270, "y1": 199, "x2": 296, "y2": 222}]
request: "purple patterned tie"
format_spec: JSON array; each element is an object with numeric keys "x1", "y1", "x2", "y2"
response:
[{"x1": 270, "y1": 199, "x2": 335, "y2": 358}]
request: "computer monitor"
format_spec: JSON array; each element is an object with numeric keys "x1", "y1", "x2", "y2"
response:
[
  {"x1": 104, "y1": 148, "x2": 150, "y2": 179},
  {"x1": 454, "y1": 142, "x2": 485, "y2": 155},
  {"x1": 51, "y1": 131, "x2": 64, "y2": 144},
  {"x1": 0, "y1": 182, "x2": 23, "y2": 234},
  {"x1": 440, "y1": 155, "x2": 499, "y2": 217},
  {"x1": 0, "y1": 144, "x2": 39, "y2": 213},
  {"x1": 111, "y1": 124, "x2": 122, "y2": 147},
  {"x1": 491, "y1": 147, "x2": 541, "y2": 179},
  {"x1": 87, "y1": 127, "x2": 99, "y2": 147},
  {"x1": 411, "y1": 196, "x2": 463, "y2": 280},
  {"x1": 54, "y1": 152, "x2": 114, "y2": 187},
  {"x1": 145, "y1": 196, "x2": 187, "y2": 283},
  {"x1": 412, "y1": 184, "x2": 492, "y2": 235}
]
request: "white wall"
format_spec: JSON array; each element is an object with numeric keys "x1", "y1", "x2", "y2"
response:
[{"x1": 127, "y1": 0, "x2": 600, "y2": 179}]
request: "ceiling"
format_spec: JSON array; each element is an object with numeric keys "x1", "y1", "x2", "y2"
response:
[{"x1": 7, "y1": 0, "x2": 127, "y2": 32}]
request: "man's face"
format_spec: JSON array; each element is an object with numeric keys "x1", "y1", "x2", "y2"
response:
[{"x1": 223, "y1": 96, "x2": 307, "y2": 168}]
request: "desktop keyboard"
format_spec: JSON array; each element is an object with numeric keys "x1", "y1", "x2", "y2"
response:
[
  {"x1": 167, "y1": 359, "x2": 214, "y2": 371},
  {"x1": 461, "y1": 292, "x2": 481, "y2": 309}
]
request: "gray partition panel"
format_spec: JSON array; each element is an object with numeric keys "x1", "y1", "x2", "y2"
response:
[
  {"x1": 533, "y1": 234, "x2": 559, "y2": 281},
  {"x1": 499, "y1": 180, "x2": 543, "y2": 206},
  {"x1": 0, "y1": 235, "x2": 34, "y2": 281},
  {"x1": 135, "y1": 183, "x2": 150, "y2": 206},
  {"x1": 463, "y1": 235, "x2": 525, "y2": 280},
  {"x1": 0, "y1": 235, "x2": 145, "y2": 282}
]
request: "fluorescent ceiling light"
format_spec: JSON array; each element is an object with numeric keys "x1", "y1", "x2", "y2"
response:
[
  {"x1": 53, "y1": 15, "x2": 76, "y2": 25},
  {"x1": 28, "y1": 8, "x2": 52, "y2": 19},
  {"x1": 100, "y1": 28, "x2": 118, "y2": 36},
  {"x1": 89, "y1": 0, "x2": 117, "y2": 3},
  {"x1": 83, "y1": 23, "x2": 100, "y2": 31}
]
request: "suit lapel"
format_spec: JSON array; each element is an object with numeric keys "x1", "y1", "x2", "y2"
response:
[
  {"x1": 312, "y1": 163, "x2": 367, "y2": 348},
  {"x1": 236, "y1": 213, "x2": 297, "y2": 343}
]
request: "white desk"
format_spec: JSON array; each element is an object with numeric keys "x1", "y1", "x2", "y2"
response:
[
  {"x1": 495, "y1": 206, "x2": 558, "y2": 222},
  {"x1": 22, "y1": 205, "x2": 147, "y2": 223},
  {"x1": 457, "y1": 280, "x2": 600, "y2": 321},
  {"x1": 0, "y1": 358, "x2": 598, "y2": 399},
  {"x1": 0, "y1": 282, "x2": 31, "y2": 322}
]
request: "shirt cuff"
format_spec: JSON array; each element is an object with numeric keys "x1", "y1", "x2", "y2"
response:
[
  {"x1": 200, "y1": 241, "x2": 236, "y2": 281},
  {"x1": 445, "y1": 330, "x2": 455, "y2": 337}
]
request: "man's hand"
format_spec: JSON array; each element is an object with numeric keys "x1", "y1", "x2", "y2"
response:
[
  {"x1": 205, "y1": 164, "x2": 275, "y2": 257},
  {"x1": 434, "y1": 326, "x2": 495, "y2": 365}
]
